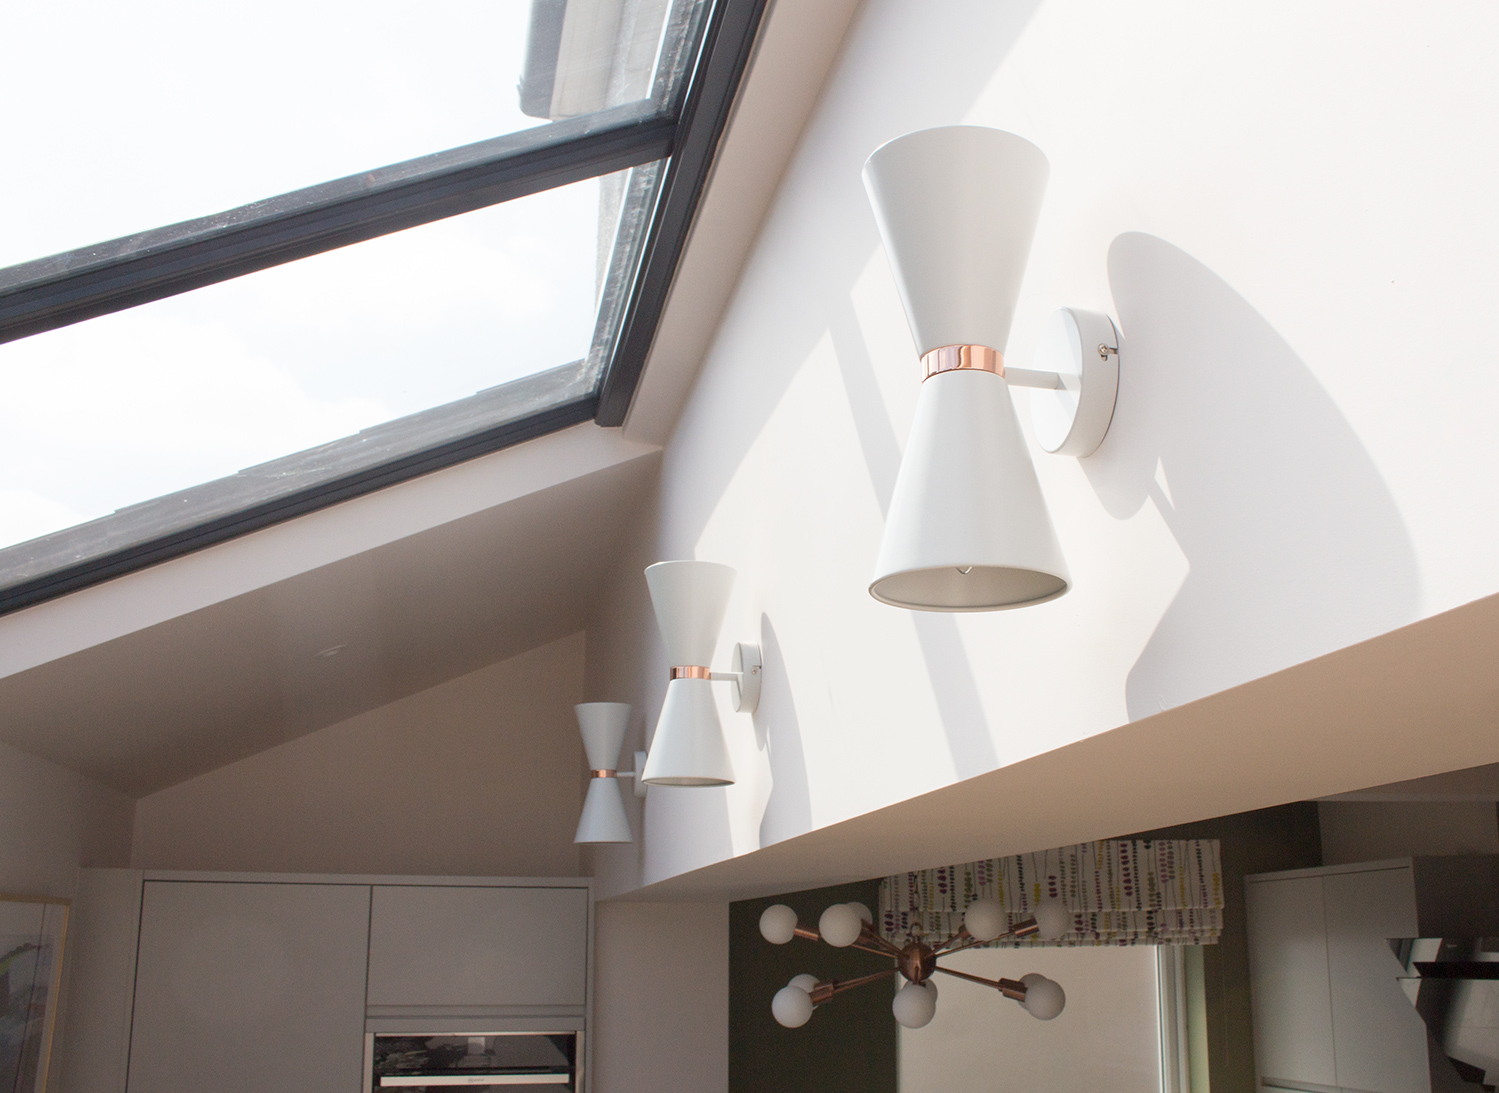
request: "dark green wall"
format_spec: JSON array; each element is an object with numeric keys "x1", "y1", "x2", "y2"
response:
[
  {"x1": 1126, "y1": 801, "x2": 1323, "y2": 1093},
  {"x1": 729, "y1": 879, "x2": 897, "y2": 1093}
]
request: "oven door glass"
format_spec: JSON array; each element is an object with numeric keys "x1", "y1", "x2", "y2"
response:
[{"x1": 371, "y1": 1033, "x2": 576, "y2": 1091}]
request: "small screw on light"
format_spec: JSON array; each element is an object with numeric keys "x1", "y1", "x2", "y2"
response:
[{"x1": 1097, "y1": 343, "x2": 1118, "y2": 360}]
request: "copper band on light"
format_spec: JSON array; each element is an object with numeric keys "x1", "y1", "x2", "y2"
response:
[
  {"x1": 920, "y1": 344, "x2": 1004, "y2": 382},
  {"x1": 590, "y1": 769, "x2": 617, "y2": 779},
  {"x1": 669, "y1": 665, "x2": 712, "y2": 680}
]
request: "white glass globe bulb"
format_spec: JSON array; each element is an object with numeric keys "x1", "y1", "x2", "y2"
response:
[
  {"x1": 848, "y1": 901, "x2": 874, "y2": 925},
  {"x1": 760, "y1": 904, "x2": 799, "y2": 945},
  {"x1": 963, "y1": 898, "x2": 1006, "y2": 942},
  {"x1": 772, "y1": 985, "x2": 814, "y2": 1028},
  {"x1": 892, "y1": 981, "x2": 938, "y2": 1029},
  {"x1": 1033, "y1": 897, "x2": 1070, "y2": 941},
  {"x1": 1020, "y1": 973, "x2": 1066, "y2": 1020},
  {"x1": 788, "y1": 974, "x2": 819, "y2": 993},
  {"x1": 819, "y1": 903, "x2": 864, "y2": 947}
]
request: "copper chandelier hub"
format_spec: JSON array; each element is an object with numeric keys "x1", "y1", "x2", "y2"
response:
[{"x1": 896, "y1": 939, "x2": 938, "y2": 984}]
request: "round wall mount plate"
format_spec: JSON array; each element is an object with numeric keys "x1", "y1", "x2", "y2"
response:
[
  {"x1": 1029, "y1": 307, "x2": 1120, "y2": 457},
  {"x1": 632, "y1": 750, "x2": 649, "y2": 797},
  {"x1": 731, "y1": 642, "x2": 762, "y2": 713}
]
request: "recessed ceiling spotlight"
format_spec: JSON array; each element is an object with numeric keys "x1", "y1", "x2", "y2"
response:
[{"x1": 315, "y1": 644, "x2": 347, "y2": 658}]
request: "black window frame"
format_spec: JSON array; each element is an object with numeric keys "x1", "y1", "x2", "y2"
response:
[{"x1": 0, "y1": 0, "x2": 768, "y2": 616}]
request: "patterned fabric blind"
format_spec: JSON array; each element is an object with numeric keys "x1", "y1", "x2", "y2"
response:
[{"x1": 880, "y1": 840, "x2": 1224, "y2": 947}]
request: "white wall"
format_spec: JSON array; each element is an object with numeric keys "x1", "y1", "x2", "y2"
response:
[
  {"x1": 132, "y1": 633, "x2": 587, "y2": 876},
  {"x1": 587, "y1": 0, "x2": 1499, "y2": 895},
  {"x1": 0, "y1": 737, "x2": 132, "y2": 899},
  {"x1": 899, "y1": 946, "x2": 1161, "y2": 1093},
  {"x1": 591, "y1": 901, "x2": 729, "y2": 1093}
]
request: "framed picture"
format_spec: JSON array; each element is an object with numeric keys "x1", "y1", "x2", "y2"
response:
[{"x1": 0, "y1": 895, "x2": 69, "y2": 1093}]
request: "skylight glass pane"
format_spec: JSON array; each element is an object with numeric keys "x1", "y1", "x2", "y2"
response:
[
  {"x1": 0, "y1": 163, "x2": 660, "y2": 551},
  {"x1": 0, "y1": 0, "x2": 703, "y2": 268}
]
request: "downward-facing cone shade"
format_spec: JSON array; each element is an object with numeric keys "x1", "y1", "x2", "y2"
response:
[
  {"x1": 574, "y1": 703, "x2": 633, "y2": 843},
  {"x1": 642, "y1": 677, "x2": 734, "y2": 786},
  {"x1": 641, "y1": 561, "x2": 737, "y2": 786},
  {"x1": 863, "y1": 126, "x2": 1070, "y2": 611},
  {"x1": 574, "y1": 778, "x2": 631, "y2": 843}
]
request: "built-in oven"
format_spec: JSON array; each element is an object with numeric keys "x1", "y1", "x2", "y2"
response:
[{"x1": 364, "y1": 1031, "x2": 580, "y2": 1091}]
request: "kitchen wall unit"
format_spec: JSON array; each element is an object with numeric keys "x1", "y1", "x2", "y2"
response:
[
  {"x1": 54, "y1": 871, "x2": 592, "y2": 1093},
  {"x1": 367, "y1": 884, "x2": 588, "y2": 1012},
  {"x1": 127, "y1": 880, "x2": 371, "y2": 1093}
]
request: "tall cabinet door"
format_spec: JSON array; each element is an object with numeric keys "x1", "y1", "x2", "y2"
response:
[
  {"x1": 1323, "y1": 866, "x2": 1426, "y2": 1093},
  {"x1": 1245, "y1": 874, "x2": 1337, "y2": 1089},
  {"x1": 127, "y1": 880, "x2": 372, "y2": 1093}
]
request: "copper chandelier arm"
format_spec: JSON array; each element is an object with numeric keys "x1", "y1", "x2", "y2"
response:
[
  {"x1": 931, "y1": 927, "x2": 970, "y2": 954},
  {"x1": 792, "y1": 926, "x2": 821, "y2": 942},
  {"x1": 934, "y1": 933, "x2": 1000, "y2": 958},
  {"x1": 857, "y1": 927, "x2": 906, "y2": 957},
  {"x1": 814, "y1": 967, "x2": 898, "y2": 1002},
  {"x1": 933, "y1": 964, "x2": 1028, "y2": 1001}
]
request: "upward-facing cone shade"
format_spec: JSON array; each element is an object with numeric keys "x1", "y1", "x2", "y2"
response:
[
  {"x1": 576, "y1": 702, "x2": 630, "y2": 771},
  {"x1": 644, "y1": 560, "x2": 735, "y2": 666},
  {"x1": 863, "y1": 126, "x2": 1068, "y2": 611},
  {"x1": 862, "y1": 126, "x2": 1048, "y2": 357}
]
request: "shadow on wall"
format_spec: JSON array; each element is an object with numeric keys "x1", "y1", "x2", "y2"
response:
[
  {"x1": 756, "y1": 615, "x2": 812, "y2": 847},
  {"x1": 1094, "y1": 234, "x2": 1420, "y2": 718},
  {"x1": 827, "y1": 298, "x2": 999, "y2": 776}
]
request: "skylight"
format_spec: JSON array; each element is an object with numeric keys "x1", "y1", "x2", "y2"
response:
[
  {"x1": 0, "y1": 0, "x2": 768, "y2": 613},
  {"x1": 0, "y1": 167, "x2": 651, "y2": 549}
]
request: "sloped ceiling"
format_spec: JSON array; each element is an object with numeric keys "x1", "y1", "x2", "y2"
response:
[{"x1": 0, "y1": 445, "x2": 658, "y2": 796}]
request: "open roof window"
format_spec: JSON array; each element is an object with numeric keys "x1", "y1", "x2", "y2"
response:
[{"x1": 0, "y1": 0, "x2": 767, "y2": 613}]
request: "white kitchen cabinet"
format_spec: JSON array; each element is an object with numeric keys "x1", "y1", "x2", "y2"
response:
[
  {"x1": 367, "y1": 884, "x2": 589, "y2": 1010},
  {"x1": 1245, "y1": 874, "x2": 1337, "y2": 1088},
  {"x1": 126, "y1": 880, "x2": 372, "y2": 1093},
  {"x1": 1246, "y1": 861, "x2": 1427, "y2": 1093},
  {"x1": 1323, "y1": 867, "x2": 1424, "y2": 1093}
]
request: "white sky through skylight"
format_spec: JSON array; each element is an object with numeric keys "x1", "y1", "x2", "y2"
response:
[
  {"x1": 0, "y1": 0, "x2": 541, "y2": 266},
  {"x1": 0, "y1": 176, "x2": 609, "y2": 549}
]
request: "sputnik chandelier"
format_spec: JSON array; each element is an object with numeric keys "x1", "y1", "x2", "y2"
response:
[{"x1": 759, "y1": 897, "x2": 1071, "y2": 1029}]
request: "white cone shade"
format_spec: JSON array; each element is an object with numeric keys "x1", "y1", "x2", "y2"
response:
[
  {"x1": 574, "y1": 777, "x2": 631, "y2": 843},
  {"x1": 641, "y1": 677, "x2": 735, "y2": 786},
  {"x1": 870, "y1": 369, "x2": 1069, "y2": 610},
  {"x1": 862, "y1": 126, "x2": 1048, "y2": 357},
  {"x1": 644, "y1": 560, "x2": 735, "y2": 666},
  {"x1": 576, "y1": 702, "x2": 630, "y2": 770}
]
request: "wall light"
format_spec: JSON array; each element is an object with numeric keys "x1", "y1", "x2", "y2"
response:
[
  {"x1": 573, "y1": 702, "x2": 646, "y2": 844},
  {"x1": 862, "y1": 126, "x2": 1121, "y2": 611},
  {"x1": 640, "y1": 561, "x2": 762, "y2": 787}
]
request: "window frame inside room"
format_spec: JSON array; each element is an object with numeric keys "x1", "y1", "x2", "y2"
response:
[{"x1": 0, "y1": 0, "x2": 768, "y2": 616}]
